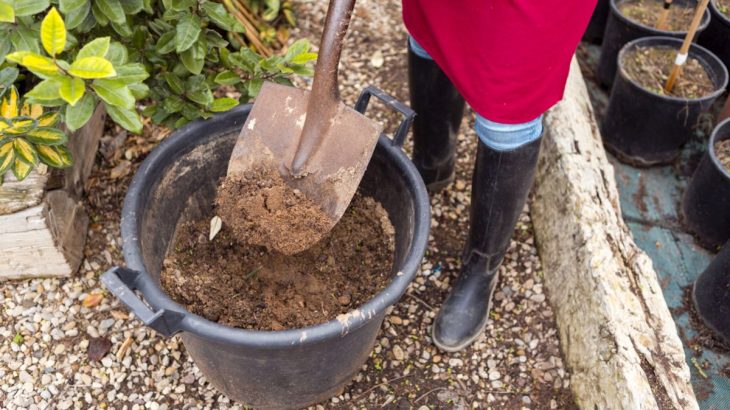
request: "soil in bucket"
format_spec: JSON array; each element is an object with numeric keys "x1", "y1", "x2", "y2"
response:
[
  {"x1": 622, "y1": 46, "x2": 716, "y2": 98},
  {"x1": 215, "y1": 167, "x2": 334, "y2": 255},
  {"x1": 715, "y1": 139, "x2": 730, "y2": 172},
  {"x1": 618, "y1": 0, "x2": 695, "y2": 31},
  {"x1": 160, "y1": 190, "x2": 395, "y2": 330}
]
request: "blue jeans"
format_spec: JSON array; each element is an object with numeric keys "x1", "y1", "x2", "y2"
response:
[{"x1": 409, "y1": 37, "x2": 543, "y2": 152}]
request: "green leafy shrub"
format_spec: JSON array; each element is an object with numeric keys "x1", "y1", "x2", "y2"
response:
[
  {"x1": 0, "y1": 86, "x2": 71, "y2": 181},
  {"x1": 138, "y1": 0, "x2": 315, "y2": 128},
  {"x1": 9, "y1": 8, "x2": 149, "y2": 132},
  {"x1": 0, "y1": 1, "x2": 313, "y2": 182}
]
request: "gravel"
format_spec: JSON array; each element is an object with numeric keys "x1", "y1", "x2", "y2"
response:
[{"x1": 0, "y1": 1, "x2": 574, "y2": 409}]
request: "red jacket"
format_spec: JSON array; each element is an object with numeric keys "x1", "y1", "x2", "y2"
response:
[{"x1": 403, "y1": 0, "x2": 597, "y2": 123}]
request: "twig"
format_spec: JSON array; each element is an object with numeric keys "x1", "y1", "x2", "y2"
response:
[
  {"x1": 406, "y1": 293, "x2": 435, "y2": 311},
  {"x1": 691, "y1": 357, "x2": 709, "y2": 378},
  {"x1": 245, "y1": 266, "x2": 262, "y2": 279},
  {"x1": 232, "y1": 0, "x2": 266, "y2": 32},
  {"x1": 414, "y1": 387, "x2": 448, "y2": 404},
  {"x1": 222, "y1": 0, "x2": 274, "y2": 56},
  {"x1": 352, "y1": 374, "x2": 412, "y2": 401}
]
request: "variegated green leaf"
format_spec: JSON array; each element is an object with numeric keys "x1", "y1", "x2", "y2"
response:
[
  {"x1": 25, "y1": 127, "x2": 67, "y2": 145},
  {"x1": 37, "y1": 111, "x2": 60, "y2": 127},
  {"x1": 69, "y1": 56, "x2": 115, "y2": 79},
  {"x1": 5, "y1": 116, "x2": 38, "y2": 135},
  {"x1": 13, "y1": 137, "x2": 38, "y2": 164},
  {"x1": 105, "y1": 103, "x2": 142, "y2": 133},
  {"x1": 65, "y1": 93, "x2": 94, "y2": 131},
  {"x1": 25, "y1": 80, "x2": 61, "y2": 101},
  {"x1": 92, "y1": 79, "x2": 134, "y2": 109},
  {"x1": 0, "y1": 140, "x2": 13, "y2": 174},
  {"x1": 37, "y1": 144, "x2": 71, "y2": 168},
  {"x1": 76, "y1": 37, "x2": 110, "y2": 60},
  {"x1": 1, "y1": 86, "x2": 18, "y2": 118},
  {"x1": 19, "y1": 53, "x2": 59, "y2": 77},
  {"x1": 59, "y1": 76, "x2": 85, "y2": 105},
  {"x1": 0, "y1": 1, "x2": 15, "y2": 23},
  {"x1": 41, "y1": 7, "x2": 66, "y2": 57},
  {"x1": 12, "y1": 157, "x2": 33, "y2": 180}
]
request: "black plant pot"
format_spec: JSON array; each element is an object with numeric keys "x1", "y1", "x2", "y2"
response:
[
  {"x1": 700, "y1": 0, "x2": 730, "y2": 79},
  {"x1": 596, "y1": 0, "x2": 711, "y2": 87},
  {"x1": 602, "y1": 37, "x2": 728, "y2": 165},
  {"x1": 693, "y1": 240, "x2": 730, "y2": 345},
  {"x1": 682, "y1": 119, "x2": 730, "y2": 248},
  {"x1": 584, "y1": 0, "x2": 611, "y2": 44},
  {"x1": 101, "y1": 91, "x2": 431, "y2": 409}
]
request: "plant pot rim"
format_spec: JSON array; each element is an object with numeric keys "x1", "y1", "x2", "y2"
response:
[
  {"x1": 610, "y1": 0, "x2": 712, "y2": 35},
  {"x1": 119, "y1": 104, "x2": 431, "y2": 349},
  {"x1": 710, "y1": 0, "x2": 730, "y2": 26},
  {"x1": 709, "y1": 118, "x2": 730, "y2": 180},
  {"x1": 617, "y1": 36, "x2": 729, "y2": 102}
]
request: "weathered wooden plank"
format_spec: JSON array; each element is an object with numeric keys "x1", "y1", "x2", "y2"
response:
[
  {"x1": 0, "y1": 190, "x2": 88, "y2": 279},
  {"x1": 531, "y1": 58, "x2": 698, "y2": 409},
  {"x1": 0, "y1": 105, "x2": 106, "y2": 216},
  {"x1": 63, "y1": 105, "x2": 106, "y2": 197},
  {"x1": 0, "y1": 165, "x2": 49, "y2": 215},
  {"x1": 0, "y1": 106, "x2": 105, "y2": 279}
]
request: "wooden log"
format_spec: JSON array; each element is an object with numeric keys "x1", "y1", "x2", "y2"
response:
[
  {"x1": 0, "y1": 164, "x2": 49, "y2": 215},
  {"x1": 0, "y1": 106, "x2": 106, "y2": 279},
  {"x1": 0, "y1": 190, "x2": 88, "y2": 279},
  {"x1": 63, "y1": 105, "x2": 106, "y2": 197},
  {"x1": 531, "y1": 58, "x2": 698, "y2": 409}
]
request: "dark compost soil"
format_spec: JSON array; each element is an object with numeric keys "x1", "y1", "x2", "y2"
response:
[
  {"x1": 618, "y1": 0, "x2": 695, "y2": 31},
  {"x1": 622, "y1": 46, "x2": 716, "y2": 98},
  {"x1": 160, "y1": 193, "x2": 395, "y2": 330},
  {"x1": 714, "y1": 139, "x2": 730, "y2": 172},
  {"x1": 216, "y1": 167, "x2": 334, "y2": 255}
]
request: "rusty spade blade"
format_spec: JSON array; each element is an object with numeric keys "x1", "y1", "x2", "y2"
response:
[{"x1": 226, "y1": 0, "x2": 382, "y2": 252}]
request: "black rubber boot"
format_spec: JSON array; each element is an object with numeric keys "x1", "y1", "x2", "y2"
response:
[
  {"x1": 432, "y1": 137, "x2": 542, "y2": 352},
  {"x1": 408, "y1": 45, "x2": 466, "y2": 193}
]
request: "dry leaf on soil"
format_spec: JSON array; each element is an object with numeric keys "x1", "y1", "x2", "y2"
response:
[
  {"x1": 82, "y1": 293, "x2": 104, "y2": 308},
  {"x1": 209, "y1": 215, "x2": 222, "y2": 241},
  {"x1": 87, "y1": 336, "x2": 112, "y2": 361}
]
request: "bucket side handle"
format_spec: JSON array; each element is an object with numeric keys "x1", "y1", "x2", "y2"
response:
[
  {"x1": 354, "y1": 85, "x2": 416, "y2": 148},
  {"x1": 101, "y1": 267, "x2": 183, "y2": 338}
]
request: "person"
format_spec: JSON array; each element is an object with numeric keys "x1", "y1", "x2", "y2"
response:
[{"x1": 402, "y1": 0, "x2": 597, "y2": 352}]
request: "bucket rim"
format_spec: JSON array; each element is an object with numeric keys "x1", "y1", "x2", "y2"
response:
[
  {"x1": 617, "y1": 36, "x2": 729, "y2": 103},
  {"x1": 120, "y1": 104, "x2": 432, "y2": 348},
  {"x1": 609, "y1": 0, "x2": 712, "y2": 35}
]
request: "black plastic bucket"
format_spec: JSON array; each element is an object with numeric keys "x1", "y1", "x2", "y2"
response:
[
  {"x1": 692, "y1": 240, "x2": 730, "y2": 344},
  {"x1": 700, "y1": 0, "x2": 730, "y2": 78},
  {"x1": 596, "y1": 0, "x2": 711, "y2": 87},
  {"x1": 584, "y1": 0, "x2": 611, "y2": 44},
  {"x1": 101, "y1": 89, "x2": 430, "y2": 409},
  {"x1": 682, "y1": 119, "x2": 730, "y2": 248},
  {"x1": 602, "y1": 37, "x2": 728, "y2": 165}
]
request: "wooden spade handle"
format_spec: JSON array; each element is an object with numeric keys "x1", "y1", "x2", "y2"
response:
[
  {"x1": 291, "y1": 0, "x2": 356, "y2": 175},
  {"x1": 656, "y1": 0, "x2": 673, "y2": 30},
  {"x1": 664, "y1": 0, "x2": 710, "y2": 93}
]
